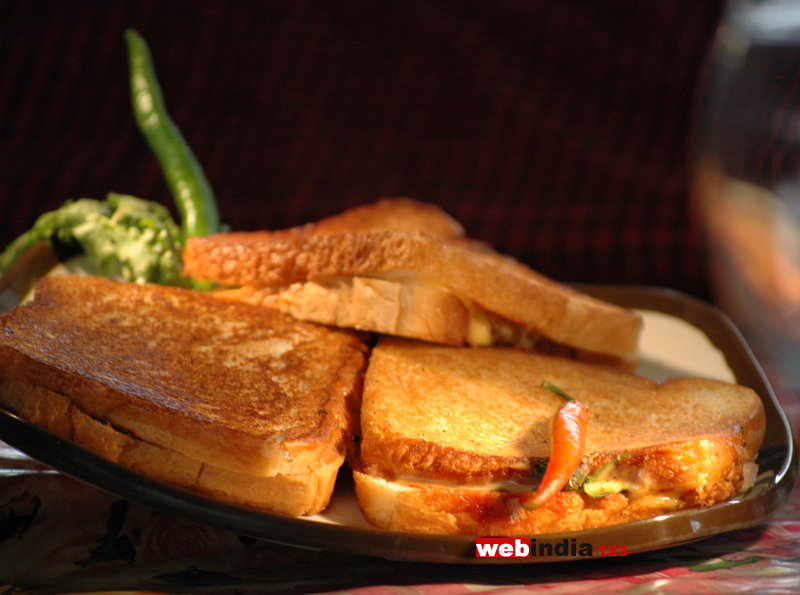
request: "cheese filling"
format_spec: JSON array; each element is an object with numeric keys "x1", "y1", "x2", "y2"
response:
[
  {"x1": 390, "y1": 469, "x2": 672, "y2": 502},
  {"x1": 389, "y1": 456, "x2": 759, "y2": 505}
]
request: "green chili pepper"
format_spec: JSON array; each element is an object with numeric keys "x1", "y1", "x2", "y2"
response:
[
  {"x1": 581, "y1": 454, "x2": 630, "y2": 498},
  {"x1": 541, "y1": 380, "x2": 576, "y2": 402},
  {"x1": 125, "y1": 29, "x2": 221, "y2": 240}
]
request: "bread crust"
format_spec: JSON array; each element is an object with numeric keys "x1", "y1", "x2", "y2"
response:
[
  {"x1": 0, "y1": 373, "x2": 339, "y2": 515},
  {"x1": 312, "y1": 197, "x2": 467, "y2": 239},
  {"x1": 197, "y1": 198, "x2": 467, "y2": 243},
  {"x1": 0, "y1": 276, "x2": 368, "y2": 494},
  {"x1": 184, "y1": 230, "x2": 642, "y2": 359},
  {"x1": 360, "y1": 338, "x2": 765, "y2": 481}
]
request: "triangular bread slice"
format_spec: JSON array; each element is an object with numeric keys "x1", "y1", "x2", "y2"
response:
[
  {"x1": 353, "y1": 337, "x2": 765, "y2": 535},
  {"x1": 182, "y1": 200, "x2": 642, "y2": 366},
  {"x1": 0, "y1": 275, "x2": 368, "y2": 516}
]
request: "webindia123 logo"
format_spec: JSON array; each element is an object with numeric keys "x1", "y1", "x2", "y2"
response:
[{"x1": 475, "y1": 538, "x2": 627, "y2": 558}]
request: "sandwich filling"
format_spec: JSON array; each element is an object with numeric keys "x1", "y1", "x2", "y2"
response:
[{"x1": 368, "y1": 439, "x2": 758, "y2": 511}]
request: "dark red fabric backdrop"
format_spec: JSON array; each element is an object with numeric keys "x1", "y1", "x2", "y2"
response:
[{"x1": 0, "y1": 0, "x2": 724, "y2": 300}]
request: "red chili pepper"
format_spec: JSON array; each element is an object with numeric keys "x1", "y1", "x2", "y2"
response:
[{"x1": 524, "y1": 382, "x2": 590, "y2": 511}]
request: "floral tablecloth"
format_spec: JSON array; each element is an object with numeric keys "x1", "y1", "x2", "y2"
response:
[{"x1": 1, "y1": 387, "x2": 799, "y2": 595}]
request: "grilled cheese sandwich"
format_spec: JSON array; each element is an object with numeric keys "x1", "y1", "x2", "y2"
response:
[
  {"x1": 0, "y1": 274, "x2": 368, "y2": 516},
  {"x1": 352, "y1": 337, "x2": 765, "y2": 535},
  {"x1": 182, "y1": 199, "x2": 642, "y2": 367}
]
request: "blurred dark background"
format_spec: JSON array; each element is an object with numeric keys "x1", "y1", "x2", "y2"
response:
[{"x1": 0, "y1": 0, "x2": 724, "y2": 300}]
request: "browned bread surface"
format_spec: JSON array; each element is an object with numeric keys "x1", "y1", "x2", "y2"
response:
[
  {"x1": 201, "y1": 197, "x2": 467, "y2": 243},
  {"x1": 354, "y1": 337, "x2": 765, "y2": 534},
  {"x1": 0, "y1": 373, "x2": 340, "y2": 515},
  {"x1": 311, "y1": 197, "x2": 467, "y2": 238},
  {"x1": 359, "y1": 338, "x2": 764, "y2": 485},
  {"x1": 0, "y1": 275, "x2": 368, "y2": 481},
  {"x1": 184, "y1": 229, "x2": 642, "y2": 359}
]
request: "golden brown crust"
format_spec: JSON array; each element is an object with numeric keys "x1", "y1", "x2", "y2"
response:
[
  {"x1": 312, "y1": 198, "x2": 467, "y2": 238},
  {"x1": 359, "y1": 338, "x2": 765, "y2": 490},
  {"x1": 0, "y1": 275, "x2": 368, "y2": 480},
  {"x1": 184, "y1": 230, "x2": 642, "y2": 359},
  {"x1": 0, "y1": 373, "x2": 339, "y2": 515},
  {"x1": 352, "y1": 468, "x2": 746, "y2": 535},
  {"x1": 182, "y1": 198, "x2": 641, "y2": 359},
  {"x1": 199, "y1": 198, "x2": 467, "y2": 244}
]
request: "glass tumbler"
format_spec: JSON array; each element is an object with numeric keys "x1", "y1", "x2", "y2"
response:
[{"x1": 694, "y1": 0, "x2": 800, "y2": 387}]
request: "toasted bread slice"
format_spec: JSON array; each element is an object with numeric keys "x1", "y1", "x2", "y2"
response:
[
  {"x1": 199, "y1": 197, "x2": 467, "y2": 243},
  {"x1": 308, "y1": 197, "x2": 468, "y2": 239},
  {"x1": 183, "y1": 202, "x2": 642, "y2": 363},
  {"x1": 353, "y1": 337, "x2": 765, "y2": 535},
  {"x1": 0, "y1": 275, "x2": 368, "y2": 515}
]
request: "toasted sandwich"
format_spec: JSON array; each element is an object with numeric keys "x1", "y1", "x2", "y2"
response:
[
  {"x1": 352, "y1": 337, "x2": 765, "y2": 535},
  {"x1": 182, "y1": 199, "x2": 642, "y2": 368},
  {"x1": 241, "y1": 197, "x2": 469, "y2": 241},
  {"x1": 0, "y1": 274, "x2": 368, "y2": 516}
]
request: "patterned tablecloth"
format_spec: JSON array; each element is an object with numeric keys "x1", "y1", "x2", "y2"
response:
[{"x1": 1, "y1": 388, "x2": 798, "y2": 595}]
